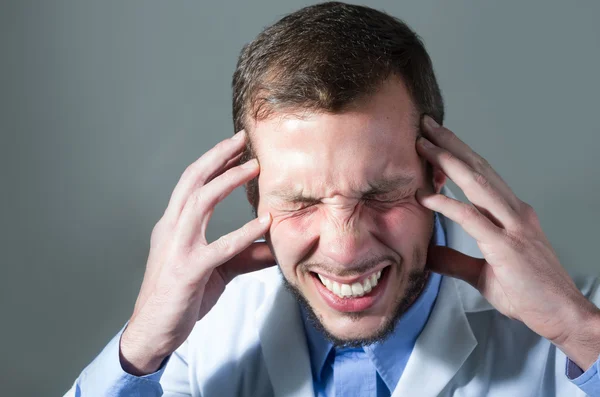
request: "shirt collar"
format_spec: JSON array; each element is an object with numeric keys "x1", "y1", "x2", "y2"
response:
[{"x1": 300, "y1": 211, "x2": 447, "y2": 386}]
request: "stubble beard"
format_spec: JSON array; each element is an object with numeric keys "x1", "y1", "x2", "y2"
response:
[{"x1": 273, "y1": 211, "x2": 436, "y2": 348}]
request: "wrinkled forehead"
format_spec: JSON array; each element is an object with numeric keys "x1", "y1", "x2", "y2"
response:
[
  {"x1": 251, "y1": 114, "x2": 421, "y2": 199},
  {"x1": 248, "y1": 77, "x2": 423, "y2": 197},
  {"x1": 247, "y1": 74, "x2": 420, "y2": 155}
]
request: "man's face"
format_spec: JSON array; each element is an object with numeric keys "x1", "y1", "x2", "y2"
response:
[{"x1": 251, "y1": 76, "x2": 445, "y2": 346}]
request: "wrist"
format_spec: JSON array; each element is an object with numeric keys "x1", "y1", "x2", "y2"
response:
[
  {"x1": 553, "y1": 298, "x2": 600, "y2": 371},
  {"x1": 119, "y1": 325, "x2": 168, "y2": 376}
]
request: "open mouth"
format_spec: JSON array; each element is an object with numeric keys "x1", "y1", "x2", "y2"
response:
[
  {"x1": 311, "y1": 266, "x2": 389, "y2": 298},
  {"x1": 310, "y1": 266, "x2": 392, "y2": 312}
]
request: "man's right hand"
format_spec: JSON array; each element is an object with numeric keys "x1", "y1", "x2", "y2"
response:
[{"x1": 118, "y1": 129, "x2": 274, "y2": 376}]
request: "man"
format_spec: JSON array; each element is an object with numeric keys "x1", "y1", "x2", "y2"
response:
[{"x1": 64, "y1": 2, "x2": 600, "y2": 396}]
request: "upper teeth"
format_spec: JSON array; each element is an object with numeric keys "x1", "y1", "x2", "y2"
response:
[{"x1": 317, "y1": 270, "x2": 382, "y2": 298}]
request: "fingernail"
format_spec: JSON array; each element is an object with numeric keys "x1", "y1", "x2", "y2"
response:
[
  {"x1": 259, "y1": 212, "x2": 271, "y2": 224},
  {"x1": 241, "y1": 158, "x2": 258, "y2": 169},
  {"x1": 424, "y1": 115, "x2": 440, "y2": 130},
  {"x1": 232, "y1": 129, "x2": 245, "y2": 140}
]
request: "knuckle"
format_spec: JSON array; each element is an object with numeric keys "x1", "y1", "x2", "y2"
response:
[
  {"x1": 440, "y1": 150, "x2": 456, "y2": 164},
  {"x1": 239, "y1": 221, "x2": 254, "y2": 238},
  {"x1": 472, "y1": 155, "x2": 491, "y2": 172},
  {"x1": 457, "y1": 204, "x2": 479, "y2": 224},
  {"x1": 188, "y1": 191, "x2": 209, "y2": 210},
  {"x1": 519, "y1": 200, "x2": 533, "y2": 214},
  {"x1": 471, "y1": 171, "x2": 490, "y2": 189},
  {"x1": 151, "y1": 219, "x2": 163, "y2": 236},
  {"x1": 181, "y1": 164, "x2": 193, "y2": 179},
  {"x1": 150, "y1": 218, "x2": 174, "y2": 245},
  {"x1": 150, "y1": 222, "x2": 163, "y2": 244},
  {"x1": 505, "y1": 231, "x2": 527, "y2": 253},
  {"x1": 519, "y1": 201, "x2": 539, "y2": 224},
  {"x1": 180, "y1": 162, "x2": 209, "y2": 188},
  {"x1": 438, "y1": 126, "x2": 453, "y2": 140},
  {"x1": 440, "y1": 127, "x2": 460, "y2": 146},
  {"x1": 215, "y1": 139, "x2": 231, "y2": 152},
  {"x1": 215, "y1": 234, "x2": 234, "y2": 255},
  {"x1": 182, "y1": 162, "x2": 200, "y2": 181},
  {"x1": 210, "y1": 140, "x2": 233, "y2": 159}
]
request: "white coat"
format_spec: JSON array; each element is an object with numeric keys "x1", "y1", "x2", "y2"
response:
[{"x1": 67, "y1": 186, "x2": 600, "y2": 396}]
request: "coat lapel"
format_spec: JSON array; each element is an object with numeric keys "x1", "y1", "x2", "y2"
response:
[
  {"x1": 256, "y1": 276, "x2": 315, "y2": 397},
  {"x1": 391, "y1": 185, "x2": 486, "y2": 395},
  {"x1": 390, "y1": 277, "x2": 478, "y2": 396}
]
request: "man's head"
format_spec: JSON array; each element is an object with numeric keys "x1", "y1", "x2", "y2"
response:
[{"x1": 231, "y1": 2, "x2": 446, "y2": 347}]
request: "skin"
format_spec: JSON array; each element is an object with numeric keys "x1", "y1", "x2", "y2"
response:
[
  {"x1": 120, "y1": 75, "x2": 600, "y2": 377},
  {"x1": 250, "y1": 76, "x2": 445, "y2": 343},
  {"x1": 415, "y1": 116, "x2": 600, "y2": 370}
]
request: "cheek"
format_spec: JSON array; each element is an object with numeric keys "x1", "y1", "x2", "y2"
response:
[
  {"x1": 369, "y1": 201, "x2": 432, "y2": 250},
  {"x1": 268, "y1": 211, "x2": 320, "y2": 273}
]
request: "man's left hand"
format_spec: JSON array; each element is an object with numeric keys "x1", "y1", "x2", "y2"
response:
[{"x1": 415, "y1": 115, "x2": 600, "y2": 371}]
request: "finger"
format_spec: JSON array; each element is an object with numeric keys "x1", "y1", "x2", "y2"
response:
[
  {"x1": 417, "y1": 136, "x2": 519, "y2": 229},
  {"x1": 427, "y1": 245, "x2": 485, "y2": 290},
  {"x1": 416, "y1": 189, "x2": 502, "y2": 244},
  {"x1": 421, "y1": 115, "x2": 522, "y2": 211},
  {"x1": 219, "y1": 241, "x2": 276, "y2": 283},
  {"x1": 174, "y1": 159, "x2": 260, "y2": 247},
  {"x1": 192, "y1": 214, "x2": 273, "y2": 279},
  {"x1": 164, "y1": 130, "x2": 247, "y2": 222},
  {"x1": 206, "y1": 152, "x2": 244, "y2": 183}
]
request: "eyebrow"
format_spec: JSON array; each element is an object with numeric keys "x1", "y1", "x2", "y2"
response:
[
  {"x1": 270, "y1": 174, "x2": 416, "y2": 203},
  {"x1": 363, "y1": 174, "x2": 416, "y2": 196}
]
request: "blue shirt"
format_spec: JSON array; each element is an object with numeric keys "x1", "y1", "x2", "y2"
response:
[{"x1": 68, "y1": 212, "x2": 600, "y2": 396}]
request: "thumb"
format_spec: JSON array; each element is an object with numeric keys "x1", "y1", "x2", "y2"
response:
[{"x1": 426, "y1": 245, "x2": 485, "y2": 290}]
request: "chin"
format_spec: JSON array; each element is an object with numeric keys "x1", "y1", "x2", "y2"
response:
[
  {"x1": 317, "y1": 311, "x2": 394, "y2": 346},
  {"x1": 280, "y1": 265, "x2": 431, "y2": 348}
]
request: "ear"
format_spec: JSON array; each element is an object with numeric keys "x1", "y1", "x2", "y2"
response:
[{"x1": 432, "y1": 165, "x2": 446, "y2": 194}]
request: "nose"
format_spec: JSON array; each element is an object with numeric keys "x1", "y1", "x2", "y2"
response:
[{"x1": 319, "y1": 206, "x2": 372, "y2": 266}]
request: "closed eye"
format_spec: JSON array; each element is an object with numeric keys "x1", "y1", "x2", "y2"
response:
[
  {"x1": 364, "y1": 192, "x2": 411, "y2": 206},
  {"x1": 365, "y1": 198, "x2": 398, "y2": 206},
  {"x1": 365, "y1": 194, "x2": 403, "y2": 203},
  {"x1": 280, "y1": 200, "x2": 320, "y2": 213},
  {"x1": 282, "y1": 204, "x2": 314, "y2": 212}
]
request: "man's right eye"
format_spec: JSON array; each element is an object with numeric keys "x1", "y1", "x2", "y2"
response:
[{"x1": 283, "y1": 203, "x2": 314, "y2": 212}]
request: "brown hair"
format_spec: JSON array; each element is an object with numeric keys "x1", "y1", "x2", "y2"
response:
[{"x1": 231, "y1": 1, "x2": 444, "y2": 210}]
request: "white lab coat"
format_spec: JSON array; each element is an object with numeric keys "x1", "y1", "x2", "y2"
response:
[{"x1": 66, "y1": 186, "x2": 600, "y2": 396}]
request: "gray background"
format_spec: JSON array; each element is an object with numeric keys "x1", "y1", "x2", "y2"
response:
[{"x1": 1, "y1": 1, "x2": 599, "y2": 395}]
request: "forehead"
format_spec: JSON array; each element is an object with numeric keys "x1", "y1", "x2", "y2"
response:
[{"x1": 250, "y1": 77, "x2": 422, "y2": 199}]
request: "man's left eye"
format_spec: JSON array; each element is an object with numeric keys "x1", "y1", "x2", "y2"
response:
[
  {"x1": 365, "y1": 197, "x2": 397, "y2": 205},
  {"x1": 367, "y1": 194, "x2": 399, "y2": 202},
  {"x1": 364, "y1": 194, "x2": 410, "y2": 206}
]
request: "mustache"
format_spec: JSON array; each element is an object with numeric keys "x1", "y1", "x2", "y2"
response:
[{"x1": 299, "y1": 254, "x2": 399, "y2": 278}]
